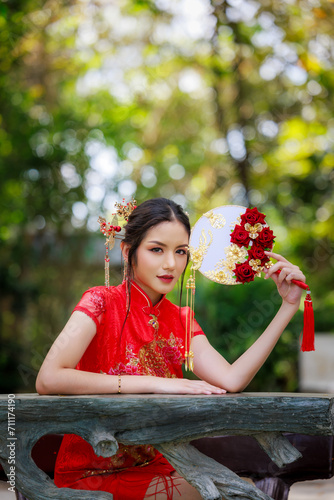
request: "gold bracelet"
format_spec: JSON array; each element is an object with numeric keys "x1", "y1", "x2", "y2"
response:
[{"x1": 118, "y1": 374, "x2": 121, "y2": 394}]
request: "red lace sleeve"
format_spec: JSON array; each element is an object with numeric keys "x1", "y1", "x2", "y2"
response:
[{"x1": 72, "y1": 287, "x2": 106, "y2": 328}]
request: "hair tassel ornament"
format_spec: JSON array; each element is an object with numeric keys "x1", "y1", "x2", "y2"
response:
[
  {"x1": 185, "y1": 270, "x2": 196, "y2": 371},
  {"x1": 98, "y1": 198, "x2": 137, "y2": 287}
]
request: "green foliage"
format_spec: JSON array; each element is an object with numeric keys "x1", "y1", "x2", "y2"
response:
[
  {"x1": 1, "y1": 0, "x2": 333, "y2": 392},
  {"x1": 171, "y1": 273, "x2": 300, "y2": 392},
  {"x1": 194, "y1": 276, "x2": 300, "y2": 392}
]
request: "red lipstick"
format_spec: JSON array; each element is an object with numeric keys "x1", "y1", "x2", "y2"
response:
[{"x1": 158, "y1": 275, "x2": 174, "y2": 283}]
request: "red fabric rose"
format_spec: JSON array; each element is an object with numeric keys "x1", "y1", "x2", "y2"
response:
[
  {"x1": 233, "y1": 262, "x2": 255, "y2": 283},
  {"x1": 256, "y1": 227, "x2": 275, "y2": 249},
  {"x1": 240, "y1": 207, "x2": 266, "y2": 226},
  {"x1": 230, "y1": 225, "x2": 251, "y2": 247},
  {"x1": 247, "y1": 244, "x2": 270, "y2": 265}
]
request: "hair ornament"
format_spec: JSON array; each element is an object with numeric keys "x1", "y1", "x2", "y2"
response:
[
  {"x1": 114, "y1": 198, "x2": 137, "y2": 221},
  {"x1": 98, "y1": 198, "x2": 137, "y2": 287},
  {"x1": 185, "y1": 205, "x2": 314, "y2": 369}
]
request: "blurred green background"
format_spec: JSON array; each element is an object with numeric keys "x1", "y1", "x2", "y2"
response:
[{"x1": 1, "y1": 0, "x2": 333, "y2": 394}]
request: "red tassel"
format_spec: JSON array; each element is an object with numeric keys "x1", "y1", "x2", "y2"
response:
[
  {"x1": 300, "y1": 289, "x2": 315, "y2": 352},
  {"x1": 274, "y1": 271, "x2": 315, "y2": 351}
]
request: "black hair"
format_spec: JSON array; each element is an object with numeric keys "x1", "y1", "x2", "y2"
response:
[{"x1": 121, "y1": 198, "x2": 190, "y2": 328}]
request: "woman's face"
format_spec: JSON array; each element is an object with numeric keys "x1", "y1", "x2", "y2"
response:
[{"x1": 123, "y1": 220, "x2": 189, "y2": 305}]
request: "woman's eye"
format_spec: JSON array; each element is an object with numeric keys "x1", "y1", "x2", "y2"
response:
[
  {"x1": 150, "y1": 247, "x2": 162, "y2": 253},
  {"x1": 177, "y1": 249, "x2": 187, "y2": 255}
]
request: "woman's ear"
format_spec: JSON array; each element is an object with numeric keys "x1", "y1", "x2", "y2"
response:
[{"x1": 120, "y1": 241, "x2": 130, "y2": 263}]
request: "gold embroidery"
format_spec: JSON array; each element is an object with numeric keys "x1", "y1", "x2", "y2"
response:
[
  {"x1": 148, "y1": 314, "x2": 159, "y2": 331},
  {"x1": 203, "y1": 268, "x2": 236, "y2": 285},
  {"x1": 189, "y1": 229, "x2": 213, "y2": 271},
  {"x1": 204, "y1": 210, "x2": 226, "y2": 229},
  {"x1": 244, "y1": 222, "x2": 263, "y2": 239},
  {"x1": 230, "y1": 215, "x2": 241, "y2": 229},
  {"x1": 138, "y1": 333, "x2": 181, "y2": 378},
  {"x1": 203, "y1": 243, "x2": 248, "y2": 285},
  {"x1": 249, "y1": 258, "x2": 262, "y2": 276},
  {"x1": 224, "y1": 244, "x2": 248, "y2": 268},
  {"x1": 113, "y1": 333, "x2": 183, "y2": 379},
  {"x1": 81, "y1": 444, "x2": 156, "y2": 477}
]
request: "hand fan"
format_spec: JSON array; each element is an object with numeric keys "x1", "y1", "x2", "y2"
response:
[{"x1": 184, "y1": 206, "x2": 314, "y2": 370}]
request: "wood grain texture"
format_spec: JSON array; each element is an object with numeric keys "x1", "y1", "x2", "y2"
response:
[
  {"x1": 156, "y1": 442, "x2": 273, "y2": 500},
  {"x1": 0, "y1": 393, "x2": 333, "y2": 500}
]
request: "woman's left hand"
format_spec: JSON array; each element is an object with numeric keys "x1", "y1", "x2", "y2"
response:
[{"x1": 263, "y1": 251, "x2": 306, "y2": 306}]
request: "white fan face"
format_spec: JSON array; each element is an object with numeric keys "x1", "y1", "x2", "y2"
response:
[
  {"x1": 189, "y1": 205, "x2": 247, "y2": 285},
  {"x1": 189, "y1": 205, "x2": 274, "y2": 285}
]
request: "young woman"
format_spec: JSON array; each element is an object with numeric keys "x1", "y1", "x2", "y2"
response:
[{"x1": 36, "y1": 198, "x2": 306, "y2": 500}]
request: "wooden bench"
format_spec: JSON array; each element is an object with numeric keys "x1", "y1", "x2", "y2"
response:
[{"x1": 0, "y1": 393, "x2": 333, "y2": 499}]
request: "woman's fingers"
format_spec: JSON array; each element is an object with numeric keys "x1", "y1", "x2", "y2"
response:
[
  {"x1": 155, "y1": 376, "x2": 227, "y2": 395},
  {"x1": 264, "y1": 263, "x2": 305, "y2": 284},
  {"x1": 264, "y1": 251, "x2": 289, "y2": 263},
  {"x1": 184, "y1": 380, "x2": 226, "y2": 395},
  {"x1": 162, "y1": 379, "x2": 226, "y2": 395},
  {"x1": 284, "y1": 269, "x2": 306, "y2": 283},
  {"x1": 264, "y1": 251, "x2": 306, "y2": 283},
  {"x1": 262, "y1": 251, "x2": 306, "y2": 305}
]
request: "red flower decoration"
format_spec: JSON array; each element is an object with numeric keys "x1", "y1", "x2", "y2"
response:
[
  {"x1": 247, "y1": 244, "x2": 270, "y2": 265},
  {"x1": 229, "y1": 207, "x2": 275, "y2": 283},
  {"x1": 230, "y1": 225, "x2": 251, "y2": 248},
  {"x1": 240, "y1": 207, "x2": 266, "y2": 226},
  {"x1": 233, "y1": 262, "x2": 255, "y2": 284},
  {"x1": 256, "y1": 227, "x2": 275, "y2": 249}
]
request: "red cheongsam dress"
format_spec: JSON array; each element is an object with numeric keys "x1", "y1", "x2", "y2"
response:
[{"x1": 54, "y1": 281, "x2": 205, "y2": 500}]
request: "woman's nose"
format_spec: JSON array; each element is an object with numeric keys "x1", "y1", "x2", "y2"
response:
[{"x1": 162, "y1": 252, "x2": 175, "y2": 270}]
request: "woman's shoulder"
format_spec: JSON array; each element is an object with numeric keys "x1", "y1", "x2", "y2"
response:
[
  {"x1": 74, "y1": 283, "x2": 125, "y2": 315},
  {"x1": 82, "y1": 283, "x2": 125, "y2": 298}
]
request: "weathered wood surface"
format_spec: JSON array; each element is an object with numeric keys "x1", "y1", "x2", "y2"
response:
[
  {"x1": 0, "y1": 393, "x2": 333, "y2": 500},
  {"x1": 157, "y1": 442, "x2": 273, "y2": 500}
]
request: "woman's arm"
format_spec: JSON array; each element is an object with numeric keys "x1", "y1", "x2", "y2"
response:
[
  {"x1": 192, "y1": 252, "x2": 305, "y2": 393},
  {"x1": 36, "y1": 311, "x2": 226, "y2": 396}
]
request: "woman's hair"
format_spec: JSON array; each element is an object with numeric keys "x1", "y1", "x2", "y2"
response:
[{"x1": 123, "y1": 197, "x2": 190, "y2": 276}]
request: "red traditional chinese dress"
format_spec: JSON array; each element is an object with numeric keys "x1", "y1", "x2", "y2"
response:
[{"x1": 54, "y1": 281, "x2": 205, "y2": 499}]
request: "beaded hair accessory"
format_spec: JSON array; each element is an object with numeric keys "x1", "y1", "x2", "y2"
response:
[
  {"x1": 98, "y1": 198, "x2": 137, "y2": 287},
  {"x1": 185, "y1": 205, "x2": 314, "y2": 370}
]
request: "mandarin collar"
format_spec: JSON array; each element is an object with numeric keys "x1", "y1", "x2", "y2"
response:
[{"x1": 128, "y1": 281, "x2": 166, "y2": 314}]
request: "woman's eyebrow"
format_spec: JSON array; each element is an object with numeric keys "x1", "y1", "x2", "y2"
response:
[{"x1": 148, "y1": 240, "x2": 188, "y2": 249}]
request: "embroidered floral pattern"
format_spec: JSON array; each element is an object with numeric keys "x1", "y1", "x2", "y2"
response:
[
  {"x1": 189, "y1": 228, "x2": 213, "y2": 271},
  {"x1": 204, "y1": 210, "x2": 226, "y2": 229},
  {"x1": 81, "y1": 443, "x2": 157, "y2": 477},
  {"x1": 89, "y1": 288, "x2": 106, "y2": 317},
  {"x1": 108, "y1": 333, "x2": 183, "y2": 379}
]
